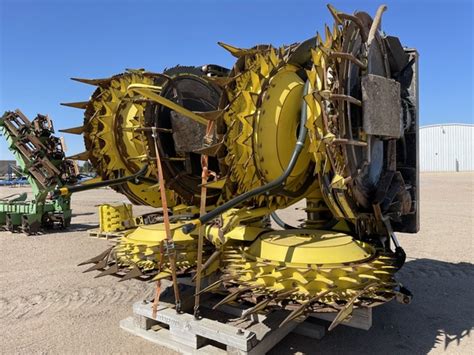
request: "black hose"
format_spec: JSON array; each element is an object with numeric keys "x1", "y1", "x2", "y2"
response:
[
  {"x1": 273, "y1": 165, "x2": 315, "y2": 198},
  {"x1": 53, "y1": 164, "x2": 149, "y2": 197},
  {"x1": 182, "y1": 80, "x2": 311, "y2": 234}
]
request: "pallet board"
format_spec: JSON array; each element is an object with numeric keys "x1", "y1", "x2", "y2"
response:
[
  {"x1": 120, "y1": 284, "x2": 371, "y2": 354},
  {"x1": 88, "y1": 228, "x2": 131, "y2": 239},
  {"x1": 311, "y1": 307, "x2": 372, "y2": 331},
  {"x1": 122, "y1": 300, "x2": 321, "y2": 355}
]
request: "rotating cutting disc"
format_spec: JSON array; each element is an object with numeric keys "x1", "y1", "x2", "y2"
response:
[
  {"x1": 248, "y1": 230, "x2": 374, "y2": 265},
  {"x1": 220, "y1": 45, "x2": 314, "y2": 208},
  {"x1": 222, "y1": 229, "x2": 397, "y2": 309}
]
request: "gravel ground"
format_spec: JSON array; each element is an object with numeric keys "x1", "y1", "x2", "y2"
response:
[{"x1": 0, "y1": 172, "x2": 472, "y2": 354}]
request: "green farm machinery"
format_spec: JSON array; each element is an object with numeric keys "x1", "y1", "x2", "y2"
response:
[{"x1": 0, "y1": 110, "x2": 78, "y2": 234}]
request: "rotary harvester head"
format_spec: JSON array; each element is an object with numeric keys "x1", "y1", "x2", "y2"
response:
[{"x1": 66, "y1": 4, "x2": 418, "y2": 327}]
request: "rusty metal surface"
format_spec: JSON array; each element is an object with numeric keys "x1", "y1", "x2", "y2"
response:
[
  {"x1": 170, "y1": 111, "x2": 207, "y2": 153},
  {"x1": 362, "y1": 74, "x2": 402, "y2": 138}
]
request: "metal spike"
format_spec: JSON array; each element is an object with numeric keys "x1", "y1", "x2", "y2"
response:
[
  {"x1": 328, "y1": 282, "x2": 378, "y2": 331},
  {"x1": 319, "y1": 91, "x2": 362, "y2": 106},
  {"x1": 60, "y1": 101, "x2": 89, "y2": 109},
  {"x1": 241, "y1": 298, "x2": 272, "y2": 318},
  {"x1": 217, "y1": 42, "x2": 249, "y2": 57},
  {"x1": 327, "y1": 4, "x2": 342, "y2": 24},
  {"x1": 119, "y1": 265, "x2": 143, "y2": 282},
  {"x1": 194, "y1": 278, "x2": 225, "y2": 296},
  {"x1": 213, "y1": 286, "x2": 258, "y2": 309},
  {"x1": 67, "y1": 151, "x2": 90, "y2": 161},
  {"x1": 59, "y1": 126, "x2": 85, "y2": 135},
  {"x1": 338, "y1": 276, "x2": 359, "y2": 284},
  {"x1": 83, "y1": 259, "x2": 107, "y2": 273},
  {"x1": 328, "y1": 304, "x2": 354, "y2": 331},
  {"x1": 279, "y1": 289, "x2": 331, "y2": 328},
  {"x1": 94, "y1": 263, "x2": 119, "y2": 278},
  {"x1": 319, "y1": 47, "x2": 367, "y2": 69},
  {"x1": 367, "y1": 5, "x2": 388, "y2": 46},
  {"x1": 332, "y1": 11, "x2": 368, "y2": 42},
  {"x1": 279, "y1": 303, "x2": 307, "y2": 328},
  {"x1": 240, "y1": 289, "x2": 298, "y2": 318},
  {"x1": 205, "y1": 76, "x2": 236, "y2": 87},
  {"x1": 71, "y1": 77, "x2": 111, "y2": 86},
  {"x1": 192, "y1": 250, "x2": 222, "y2": 282},
  {"x1": 78, "y1": 247, "x2": 113, "y2": 266}
]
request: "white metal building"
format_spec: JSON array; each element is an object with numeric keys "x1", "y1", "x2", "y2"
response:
[{"x1": 420, "y1": 123, "x2": 474, "y2": 172}]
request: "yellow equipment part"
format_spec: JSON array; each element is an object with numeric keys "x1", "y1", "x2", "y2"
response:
[
  {"x1": 127, "y1": 83, "x2": 209, "y2": 126},
  {"x1": 254, "y1": 65, "x2": 312, "y2": 190},
  {"x1": 249, "y1": 230, "x2": 373, "y2": 264},
  {"x1": 85, "y1": 72, "x2": 151, "y2": 173},
  {"x1": 91, "y1": 220, "x2": 266, "y2": 281},
  {"x1": 305, "y1": 25, "x2": 354, "y2": 219},
  {"x1": 69, "y1": 70, "x2": 176, "y2": 207},
  {"x1": 75, "y1": 5, "x2": 417, "y2": 324},
  {"x1": 114, "y1": 221, "x2": 210, "y2": 278},
  {"x1": 98, "y1": 203, "x2": 135, "y2": 232},
  {"x1": 221, "y1": 47, "x2": 279, "y2": 207},
  {"x1": 223, "y1": 229, "x2": 396, "y2": 308},
  {"x1": 221, "y1": 46, "x2": 316, "y2": 209}
]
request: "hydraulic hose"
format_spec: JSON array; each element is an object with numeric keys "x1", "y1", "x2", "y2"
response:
[
  {"x1": 182, "y1": 80, "x2": 311, "y2": 234},
  {"x1": 53, "y1": 164, "x2": 149, "y2": 197}
]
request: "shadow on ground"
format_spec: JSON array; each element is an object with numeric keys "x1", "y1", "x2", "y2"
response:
[
  {"x1": 43, "y1": 223, "x2": 97, "y2": 234},
  {"x1": 71, "y1": 212, "x2": 96, "y2": 217},
  {"x1": 271, "y1": 259, "x2": 474, "y2": 354}
]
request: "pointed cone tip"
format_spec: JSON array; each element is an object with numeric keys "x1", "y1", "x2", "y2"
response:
[
  {"x1": 94, "y1": 264, "x2": 119, "y2": 278},
  {"x1": 218, "y1": 42, "x2": 246, "y2": 57},
  {"x1": 71, "y1": 77, "x2": 111, "y2": 86},
  {"x1": 119, "y1": 266, "x2": 143, "y2": 282},
  {"x1": 67, "y1": 151, "x2": 90, "y2": 161},
  {"x1": 83, "y1": 260, "x2": 107, "y2": 273},
  {"x1": 60, "y1": 101, "x2": 89, "y2": 109},
  {"x1": 59, "y1": 126, "x2": 85, "y2": 135}
]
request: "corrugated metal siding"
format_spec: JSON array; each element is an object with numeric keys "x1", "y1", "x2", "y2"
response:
[{"x1": 420, "y1": 124, "x2": 474, "y2": 172}]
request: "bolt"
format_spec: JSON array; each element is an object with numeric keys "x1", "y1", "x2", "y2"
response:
[{"x1": 237, "y1": 329, "x2": 244, "y2": 335}]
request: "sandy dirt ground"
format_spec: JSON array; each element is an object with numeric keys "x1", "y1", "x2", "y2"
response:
[{"x1": 1, "y1": 173, "x2": 473, "y2": 354}]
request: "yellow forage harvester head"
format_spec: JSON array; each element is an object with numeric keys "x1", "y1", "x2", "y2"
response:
[{"x1": 72, "y1": 4, "x2": 419, "y2": 327}]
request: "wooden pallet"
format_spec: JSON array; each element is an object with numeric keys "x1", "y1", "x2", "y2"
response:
[
  {"x1": 88, "y1": 228, "x2": 131, "y2": 240},
  {"x1": 120, "y1": 284, "x2": 371, "y2": 354}
]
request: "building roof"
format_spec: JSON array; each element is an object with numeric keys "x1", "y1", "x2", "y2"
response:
[{"x1": 420, "y1": 123, "x2": 474, "y2": 129}]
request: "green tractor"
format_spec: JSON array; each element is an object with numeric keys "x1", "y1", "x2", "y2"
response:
[{"x1": 0, "y1": 110, "x2": 78, "y2": 234}]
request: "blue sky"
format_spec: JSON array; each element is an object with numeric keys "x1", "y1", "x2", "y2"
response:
[{"x1": 1, "y1": 0, "x2": 473, "y2": 160}]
